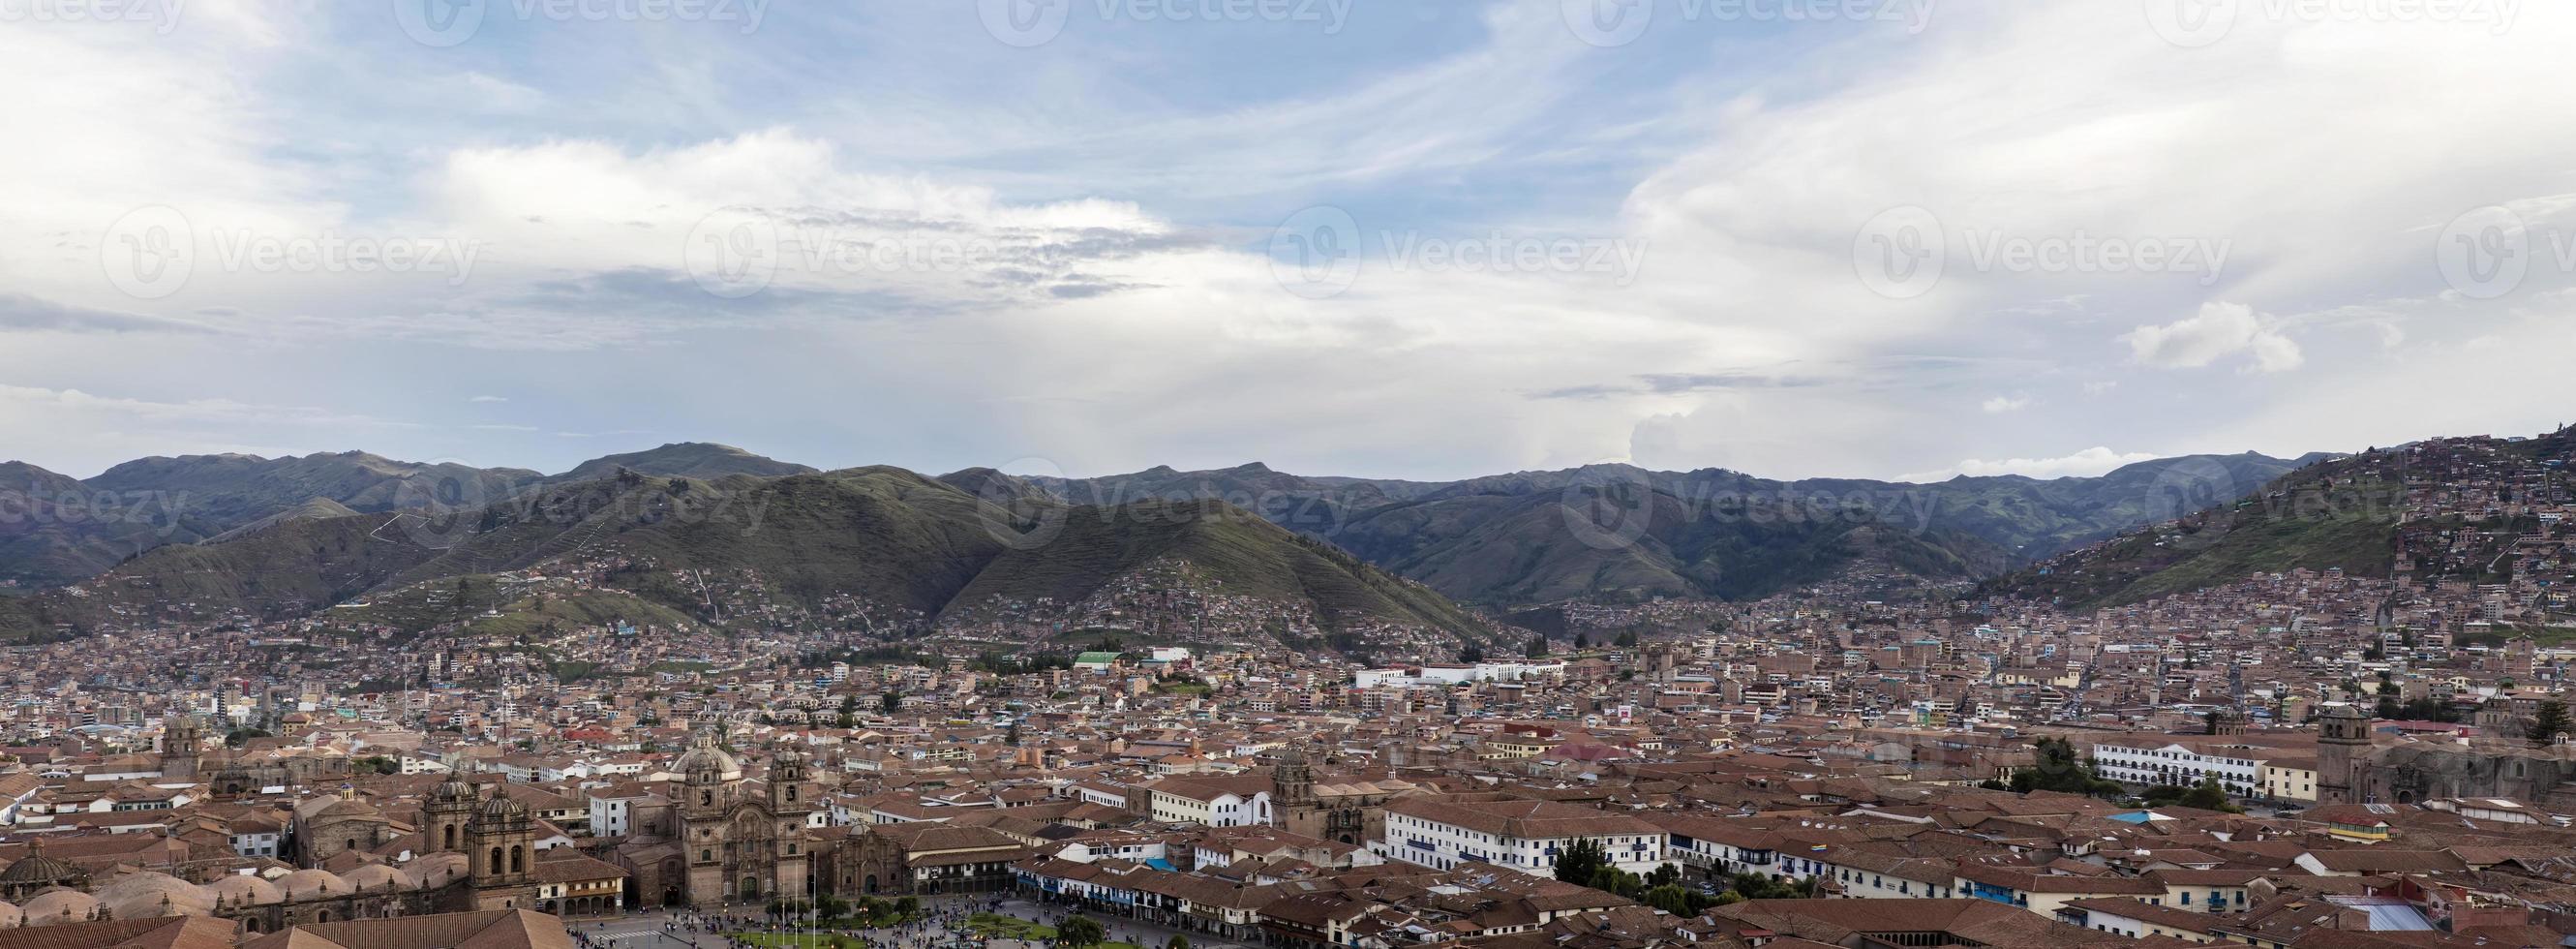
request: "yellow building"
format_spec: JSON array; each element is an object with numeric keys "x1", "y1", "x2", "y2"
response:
[{"x1": 2257, "y1": 756, "x2": 2318, "y2": 803}]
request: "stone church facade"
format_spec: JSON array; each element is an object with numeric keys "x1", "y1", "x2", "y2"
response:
[
  {"x1": 611, "y1": 733, "x2": 821, "y2": 908},
  {"x1": 2318, "y1": 702, "x2": 2576, "y2": 808}
]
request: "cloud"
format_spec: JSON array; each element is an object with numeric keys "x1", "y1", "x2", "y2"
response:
[
  {"x1": 1981, "y1": 395, "x2": 2032, "y2": 413},
  {"x1": 1897, "y1": 447, "x2": 2163, "y2": 482},
  {"x1": 469, "y1": 396, "x2": 508, "y2": 404},
  {"x1": 2119, "y1": 302, "x2": 2304, "y2": 373},
  {"x1": 0, "y1": 293, "x2": 218, "y2": 335}
]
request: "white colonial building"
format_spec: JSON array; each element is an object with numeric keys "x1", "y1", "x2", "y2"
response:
[{"x1": 1378, "y1": 798, "x2": 1670, "y2": 876}]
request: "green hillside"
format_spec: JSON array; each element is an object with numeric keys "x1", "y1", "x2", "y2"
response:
[
  {"x1": 1330, "y1": 483, "x2": 2011, "y2": 606},
  {"x1": 1981, "y1": 473, "x2": 2404, "y2": 608},
  {"x1": 9, "y1": 468, "x2": 1492, "y2": 646},
  {"x1": 949, "y1": 498, "x2": 1489, "y2": 636}
]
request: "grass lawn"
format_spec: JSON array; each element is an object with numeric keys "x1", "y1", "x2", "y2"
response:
[{"x1": 967, "y1": 913, "x2": 1057, "y2": 939}]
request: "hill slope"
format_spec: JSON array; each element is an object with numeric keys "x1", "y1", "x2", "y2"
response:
[
  {"x1": 550, "y1": 443, "x2": 814, "y2": 482},
  {"x1": 3, "y1": 469, "x2": 1492, "y2": 649},
  {"x1": 1981, "y1": 463, "x2": 2408, "y2": 608},
  {"x1": 85, "y1": 451, "x2": 543, "y2": 528}
]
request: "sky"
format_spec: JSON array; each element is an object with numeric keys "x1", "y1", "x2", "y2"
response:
[{"x1": 3, "y1": 0, "x2": 2572, "y2": 483}]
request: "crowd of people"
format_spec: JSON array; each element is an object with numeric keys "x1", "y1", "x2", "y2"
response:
[{"x1": 568, "y1": 894, "x2": 1084, "y2": 949}]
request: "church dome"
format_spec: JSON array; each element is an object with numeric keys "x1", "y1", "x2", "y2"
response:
[
  {"x1": 0, "y1": 899, "x2": 22, "y2": 928},
  {"x1": 0, "y1": 841, "x2": 80, "y2": 888},
  {"x1": 95, "y1": 872, "x2": 215, "y2": 919},
  {"x1": 676, "y1": 733, "x2": 742, "y2": 781},
  {"x1": 206, "y1": 874, "x2": 287, "y2": 907},
  {"x1": 21, "y1": 887, "x2": 101, "y2": 926},
  {"x1": 278, "y1": 869, "x2": 354, "y2": 901},
  {"x1": 407, "y1": 852, "x2": 469, "y2": 889},
  {"x1": 341, "y1": 864, "x2": 414, "y2": 892},
  {"x1": 477, "y1": 790, "x2": 529, "y2": 818},
  {"x1": 431, "y1": 777, "x2": 476, "y2": 801}
]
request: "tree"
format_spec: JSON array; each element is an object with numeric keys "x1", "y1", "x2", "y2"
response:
[
  {"x1": 1575, "y1": 632, "x2": 1591, "y2": 649},
  {"x1": 2007, "y1": 737, "x2": 2123, "y2": 797},
  {"x1": 1058, "y1": 916, "x2": 1106, "y2": 949},
  {"x1": 2177, "y1": 778, "x2": 2243, "y2": 813},
  {"x1": 1459, "y1": 644, "x2": 1486, "y2": 663},
  {"x1": 1645, "y1": 864, "x2": 1682, "y2": 889},
  {"x1": 1525, "y1": 635, "x2": 1550, "y2": 659},
  {"x1": 1167, "y1": 936, "x2": 1191, "y2": 949},
  {"x1": 880, "y1": 691, "x2": 902, "y2": 714},
  {"x1": 1590, "y1": 866, "x2": 1645, "y2": 898},
  {"x1": 1553, "y1": 838, "x2": 1607, "y2": 886},
  {"x1": 1645, "y1": 883, "x2": 1715, "y2": 916},
  {"x1": 2531, "y1": 699, "x2": 2570, "y2": 748}
]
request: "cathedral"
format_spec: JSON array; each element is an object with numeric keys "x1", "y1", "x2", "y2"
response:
[
  {"x1": 0, "y1": 778, "x2": 548, "y2": 934},
  {"x1": 161, "y1": 711, "x2": 346, "y2": 797},
  {"x1": 1269, "y1": 746, "x2": 1410, "y2": 845},
  {"x1": 609, "y1": 731, "x2": 822, "y2": 908},
  {"x1": 2318, "y1": 703, "x2": 2576, "y2": 808}
]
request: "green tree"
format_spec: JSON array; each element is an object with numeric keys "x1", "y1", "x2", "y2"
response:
[
  {"x1": 1167, "y1": 936, "x2": 1191, "y2": 949},
  {"x1": 1058, "y1": 916, "x2": 1106, "y2": 949},
  {"x1": 2007, "y1": 737, "x2": 2124, "y2": 797},
  {"x1": 1525, "y1": 635, "x2": 1550, "y2": 659},
  {"x1": 1645, "y1": 883, "x2": 1713, "y2": 916},
  {"x1": 2177, "y1": 778, "x2": 2243, "y2": 812},
  {"x1": 2531, "y1": 699, "x2": 2570, "y2": 748},
  {"x1": 880, "y1": 691, "x2": 902, "y2": 714},
  {"x1": 1552, "y1": 838, "x2": 1607, "y2": 886},
  {"x1": 1589, "y1": 866, "x2": 1645, "y2": 898}
]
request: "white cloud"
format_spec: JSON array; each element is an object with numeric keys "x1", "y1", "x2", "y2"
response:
[
  {"x1": 1898, "y1": 447, "x2": 2163, "y2": 482},
  {"x1": 2119, "y1": 302, "x2": 2305, "y2": 373},
  {"x1": 1982, "y1": 395, "x2": 2032, "y2": 413}
]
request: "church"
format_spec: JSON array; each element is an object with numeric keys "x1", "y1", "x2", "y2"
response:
[
  {"x1": 607, "y1": 731, "x2": 822, "y2": 908},
  {"x1": 1269, "y1": 746, "x2": 1417, "y2": 845},
  {"x1": 2317, "y1": 703, "x2": 2576, "y2": 808},
  {"x1": 0, "y1": 777, "x2": 552, "y2": 935}
]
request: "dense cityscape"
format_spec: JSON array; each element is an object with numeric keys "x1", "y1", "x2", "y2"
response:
[
  {"x1": 0, "y1": 429, "x2": 2571, "y2": 949},
  {"x1": 12, "y1": 2, "x2": 2575, "y2": 947}
]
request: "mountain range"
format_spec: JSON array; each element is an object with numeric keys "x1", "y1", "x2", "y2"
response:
[{"x1": 0, "y1": 441, "x2": 2341, "y2": 644}]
